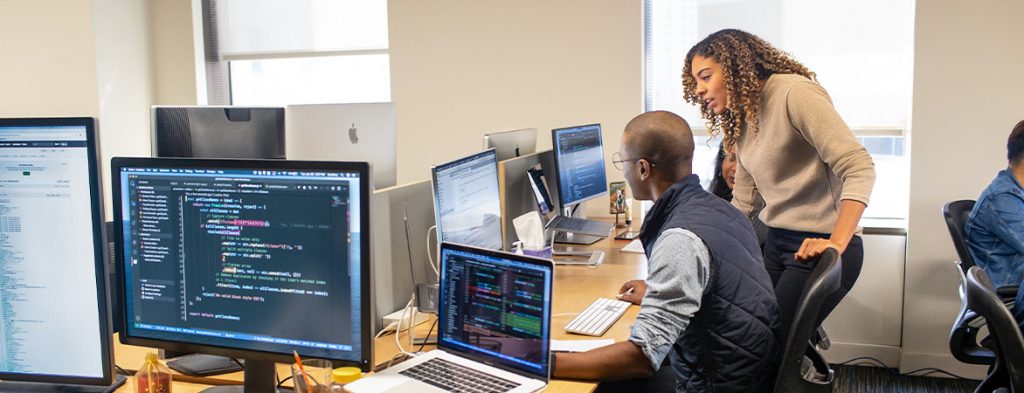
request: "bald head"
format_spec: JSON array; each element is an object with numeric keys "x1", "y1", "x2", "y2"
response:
[{"x1": 622, "y1": 111, "x2": 694, "y2": 180}]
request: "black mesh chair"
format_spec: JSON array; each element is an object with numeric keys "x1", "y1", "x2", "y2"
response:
[
  {"x1": 773, "y1": 248, "x2": 841, "y2": 393},
  {"x1": 944, "y1": 201, "x2": 1019, "y2": 367},
  {"x1": 943, "y1": 200, "x2": 978, "y2": 269},
  {"x1": 965, "y1": 267, "x2": 1024, "y2": 392}
]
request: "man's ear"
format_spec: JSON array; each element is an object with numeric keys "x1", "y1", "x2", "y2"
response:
[{"x1": 638, "y1": 160, "x2": 650, "y2": 181}]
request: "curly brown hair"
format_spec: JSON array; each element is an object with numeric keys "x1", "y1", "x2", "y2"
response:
[{"x1": 682, "y1": 29, "x2": 816, "y2": 151}]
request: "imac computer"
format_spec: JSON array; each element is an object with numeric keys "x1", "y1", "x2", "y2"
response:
[
  {"x1": 0, "y1": 118, "x2": 122, "y2": 392},
  {"x1": 285, "y1": 103, "x2": 397, "y2": 189},
  {"x1": 483, "y1": 128, "x2": 537, "y2": 161},
  {"x1": 152, "y1": 106, "x2": 286, "y2": 159},
  {"x1": 431, "y1": 149, "x2": 504, "y2": 251},
  {"x1": 550, "y1": 124, "x2": 614, "y2": 244},
  {"x1": 112, "y1": 158, "x2": 372, "y2": 393}
]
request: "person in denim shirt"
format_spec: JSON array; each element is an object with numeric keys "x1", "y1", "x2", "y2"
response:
[{"x1": 965, "y1": 119, "x2": 1024, "y2": 330}]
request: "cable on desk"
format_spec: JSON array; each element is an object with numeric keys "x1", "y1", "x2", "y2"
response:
[
  {"x1": 114, "y1": 365, "x2": 131, "y2": 376},
  {"x1": 426, "y1": 225, "x2": 439, "y2": 278},
  {"x1": 414, "y1": 318, "x2": 439, "y2": 353}
]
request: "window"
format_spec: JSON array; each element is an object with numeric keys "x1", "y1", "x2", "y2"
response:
[
  {"x1": 208, "y1": 0, "x2": 390, "y2": 105},
  {"x1": 645, "y1": 0, "x2": 913, "y2": 219}
]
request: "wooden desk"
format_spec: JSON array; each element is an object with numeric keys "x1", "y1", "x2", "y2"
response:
[{"x1": 112, "y1": 233, "x2": 647, "y2": 393}]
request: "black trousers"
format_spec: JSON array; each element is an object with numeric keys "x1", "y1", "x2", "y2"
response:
[{"x1": 763, "y1": 227, "x2": 864, "y2": 338}]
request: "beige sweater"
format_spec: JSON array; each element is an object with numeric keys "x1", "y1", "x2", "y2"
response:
[{"x1": 732, "y1": 74, "x2": 875, "y2": 234}]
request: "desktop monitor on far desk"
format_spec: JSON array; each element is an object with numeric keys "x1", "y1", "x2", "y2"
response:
[
  {"x1": 112, "y1": 158, "x2": 373, "y2": 393},
  {"x1": 550, "y1": 124, "x2": 614, "y2": 244},
  {"x1": 483, "y1": 128, "x2": 537, "y2": 161},
  {"x1": 431, "y1": 149, "x2": 504, "y2": 251},
  {"x1": 152, "y1": 106, "x2": 286, "y2": 159}
]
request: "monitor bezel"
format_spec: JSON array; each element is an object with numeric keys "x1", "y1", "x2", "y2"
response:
[
  {"x1": 436, "y1": 241, "x2": 553, "y2": 382},
  {"x1": 111, "y1": 157, "x2": 374, "y2": 372},
  {"x1": 550, "y1": 123, "x2": 608, "y2": 209},
  {"x1": 429, "y1": 148, "x2": 503, "y2": 250},
  {"x1": 0, "y1": 117, "x2": 115, "y2": 386}
]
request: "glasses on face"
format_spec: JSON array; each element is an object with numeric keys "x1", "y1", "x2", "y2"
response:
[{"x1": 611, "y1": 151, "x2": 655, "y2": 171}]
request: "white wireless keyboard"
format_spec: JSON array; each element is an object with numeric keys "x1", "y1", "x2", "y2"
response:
[
  {"x1": 565, "y1": 298, "x2": 631, "y2": 336},
  {"x1": 620, "y1": 239, "x2": 644, "y2": 254}
]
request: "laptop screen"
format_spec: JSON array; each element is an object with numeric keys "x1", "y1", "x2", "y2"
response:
[{"x1": 437, "y1": 242, "x2": 553, "y2": 379}]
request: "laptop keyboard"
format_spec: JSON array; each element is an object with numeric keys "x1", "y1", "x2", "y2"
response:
[{"x1": 400, "y1": 357, "x2": 521, "y2": 393}]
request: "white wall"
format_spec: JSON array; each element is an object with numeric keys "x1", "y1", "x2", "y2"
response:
[
  {"x1": 0, "y1": 0, "x2": 100, "y2": 117},
  {"x1": 901, "y1": 0, "x2": 1024, "y2": 376},
  {"x1": 388, "y1": 0, "x2": 643, "y2": 216},
  {"x1": 93, "y1": 0, "x2": 156, "y2": 217},
  {"x1": 151, "y1": 0, "x2": 202, "y2": 105}
]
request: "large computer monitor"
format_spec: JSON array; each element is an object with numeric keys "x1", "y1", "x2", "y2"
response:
[
  {"x1": 430, "y1": 149, "x2": 503, "y2": 251},
  {"x1": 152, "y1": 106, "x2": 286, "y2": 159},
  {"x1": 0, "y1": 118, "x2": 119, "y2": 391},
  {"x1": 551, "y1": 124, "x2": 608, "y2": 209},
  {"x1": 286, "y1": 103, "x2": 397, "y2": 189},
  {"x1": 483, "y1": 128, "x2": 537, "y2": 161},
  {"x1": 113, "y1": 158, "x2": 372, "y2": 393}
]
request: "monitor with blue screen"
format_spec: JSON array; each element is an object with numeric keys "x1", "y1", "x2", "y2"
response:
[{"x1": 112, "y1": 158, "x2": 372, "y2": 393}]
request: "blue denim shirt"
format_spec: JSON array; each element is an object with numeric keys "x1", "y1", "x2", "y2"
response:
[{"x1": 965, "y1": 169, "x2": 1024, "y2": 288}]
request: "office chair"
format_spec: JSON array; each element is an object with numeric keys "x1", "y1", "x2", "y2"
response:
[
  {"x1": 944, "y1": 201, "x2": 1019, "y2": 367},
  {"x1": 944, "y1": 200, "x2": 978, "y2": 270},
  {"x1": 773, "y1": 248, "x2": 841, "y2": 393},
  {"x1": 965, "y1": 267, "x2": 1024, "y2": 392}
]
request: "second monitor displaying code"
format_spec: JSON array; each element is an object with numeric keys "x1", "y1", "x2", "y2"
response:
[{"x1": 121, "y1": 167, "x2": 364, "y2": 361}]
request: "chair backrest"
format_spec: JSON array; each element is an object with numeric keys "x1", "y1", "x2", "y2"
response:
[
  {"x1": 965, "y1": 267, "x2": 1024, "y2": 390},
  {"x1": 774, "y1": 248, "x2": 842, "y2": 393},
  {"x1": 943, "y1": 200, "x2": 977, "y2": 270}
]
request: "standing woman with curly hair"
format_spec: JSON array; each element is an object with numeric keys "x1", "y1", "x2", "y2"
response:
[{"x1": 682, "y1": 29, "x2": 876, "y2": 335}]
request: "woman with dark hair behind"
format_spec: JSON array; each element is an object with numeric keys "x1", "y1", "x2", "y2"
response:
[
  {"x1": 708, "y1": 143, "x2": 767, "y2": 247},
  {"x1": 684, "y1": 29, "x2": 876, "y2": 336}
]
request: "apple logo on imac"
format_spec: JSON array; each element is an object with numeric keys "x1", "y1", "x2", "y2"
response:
[{"x1": 348, "y1": 122, "x2": 359, "y2": 144}]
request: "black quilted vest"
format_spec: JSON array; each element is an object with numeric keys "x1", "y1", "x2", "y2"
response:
[{"x1": 638, "y1": 175, "x2": 782, "y2": 392}]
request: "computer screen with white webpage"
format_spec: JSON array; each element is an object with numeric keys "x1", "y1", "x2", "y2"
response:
[
  {"x1": 552, "y1": 124, "x2": 608, "y2": 208},
  {"x1": 431, "y1": 149, "x2": 503, "y2": 250},
  {"x1": 114, "y1": 158, "x2": 373, "y2": 379},
  {"x1": 0, "y1": 118, "x2": 112, "y2": 385}
]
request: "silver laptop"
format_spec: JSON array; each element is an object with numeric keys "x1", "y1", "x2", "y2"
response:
[
  {"x1": 345, "y1": 242, "x2": 553, "y2": 393},
  {"x1": 285, "y1": 103, "x2": 397, "y2": 189}
]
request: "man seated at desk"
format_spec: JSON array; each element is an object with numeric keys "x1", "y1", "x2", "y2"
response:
[
  {"x1": 553, "y1": 111, "x2": 782, "y2": 392},
  {"x1": 965, "y1": 119, "x2": 1024, "y2": 330}
]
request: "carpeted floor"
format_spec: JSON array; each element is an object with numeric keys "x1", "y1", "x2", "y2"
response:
[{"x1": 833, "y1": 365, "x2": 979, "y2": 393}]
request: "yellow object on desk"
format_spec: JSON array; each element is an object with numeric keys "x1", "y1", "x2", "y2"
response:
[{"x1": 333, "y1": 367, "x2": 362, "y2": 384}]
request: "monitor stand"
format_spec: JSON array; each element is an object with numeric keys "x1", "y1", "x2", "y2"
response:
[
  {"x1": 0, "y1": 374, "x2": 126, "y2": 393},
  {"x1": 553, "y1": 231, "x2": 602, "y2": 245},
  {"x1": 198, "y1": 359, "x2": 286, "y2": 393},
  {"x1": 166, "y1": 353, "x2": 244, "y2": 376}
]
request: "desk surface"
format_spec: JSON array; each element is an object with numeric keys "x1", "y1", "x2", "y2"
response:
[{"x1": 113, "y1": 229, "x2": 647, "y2": 393}]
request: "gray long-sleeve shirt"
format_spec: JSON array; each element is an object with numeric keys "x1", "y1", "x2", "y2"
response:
[{"x1": 627, "y1": 228, "x2": 710, "y2": 371}]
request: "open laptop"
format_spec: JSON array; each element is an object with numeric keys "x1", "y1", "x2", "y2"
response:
[
  {"x1": 526, "y1": 164, "x2": 611, "y2": 239},
  {"x1": 285, "y1": 102, "x2": 397, "y2": 189},
  {"x1": 345, "y1": 242, "x2": 553, "y2": 393}
]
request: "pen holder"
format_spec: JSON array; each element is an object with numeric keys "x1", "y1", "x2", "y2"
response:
[{"x1": 291, "y1": 359, "x2": 334, "y2": 393}]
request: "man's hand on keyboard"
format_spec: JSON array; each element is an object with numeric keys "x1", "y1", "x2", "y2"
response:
[{"x1": 618, "y1": 280, "x2": 646, "y2": 305}]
